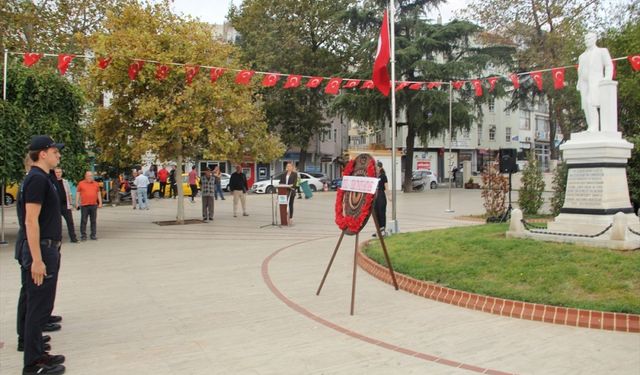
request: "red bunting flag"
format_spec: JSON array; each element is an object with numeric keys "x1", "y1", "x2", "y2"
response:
[
  {"x1": 128, "y1": 60, "x2": 145, "y2": 80},
  {"x1": 612, "y1": 60, "x2": 617, "y2": 80},
  {"x1": 57, "y1": 54, "x2": 75, "y2": 75},
  {"x1": 361, "y1": 80, "x2": 375, "y2": 89},
  {"x1": 551, "y1": 67, "x2": 565, "y2": 89},
  {"x1": 409, "y1": 82, "x2": 423, "y2": 90},
  {"x1": 372, "y1": 10, "x2": 391, "y2": 96},
  {"x1": 98, "y1": 57, "x2": 112, "y2": 70},
  {"x1": 324, "y1": 78, "x2": 343, "y2": 95},
  {"x1": 471, "y1": 79, "x2": 483, "y2": 96},
  {"x1": 628, "y1": 55, "x2": 640, "y2": 71},
  {"x1": 510, "y1": 73, "x2": 520, "y2": 89},
  {"x1": 530, "y1": 71, "x2": 543, "y2": 90},
  {"x1": 155, "y1": 64, "x2": 170, "y2": 80},
  {"x1": 306, "y1": 77, "x2": 324, "y2": 88},
  {"x1": 452, "y1": 81, "x2": 464, "y2": 90},
  {"x1": 210, "y1": 67, "x2": 225, "y2": 83},
  {"x1": 235, "y1": 70, "x2": 255, "y2": 85},
  {"x1": 23, "y1": 53, "x2": 43, "y2": 67},
  {"x1": 427, "y1": 82, "x2": 441, "y2": 89},
  {"x1": 395, "y1": 82, "x2": 411, "y2": 91},
  {"x1": 185, "y1": 65, "x2": 199, "y2": 85},
  {"x1": 343, "y1": 79, "x2": 361, "y2": 89},
  {"x1": 487, "y1": 77, "x2": 498, "y2": 92},
  {"x1": 283, "y1": 75, "x2": 302, "y2": 88},
  {"x1": 262, "y1": 73, "x2": 280, "y2": 87}
]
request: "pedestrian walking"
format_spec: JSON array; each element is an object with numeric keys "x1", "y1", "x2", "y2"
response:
[
  {"x1": 229, "y1": 165, "x2": 249, "y2": 217},
  {"x1": 130, "y1": 170, "x2": 138, "y2": 209},
  {"x1": 188, "y1": 166, "x2": 199, "y2": 203},
  {"x1": 373, "y1": 161, "x2": 390, "y2": 237},
  {"x1": 53, "y1": 168, "x2": 78, "y2": 243},
  {"x1": 17, "y1": 135, "x2": 67, "y2": 375},
  {"x1": 157, "y1": 165, "x2": 169, "y2": 198},
  {"x1": 213, "y1": 166, "x2": 225, "y2": 200},
  {"x1": 169, "y1": 165, "x2": 177, "y2": 198},
  {"x1": 201, "y1": 169, "x2": 215, "y2": 222},
  {"x1": 75, "y1": 171, "x2": 102, "y2": 241},
  {"x1": 134, "y1": 171, "x2": 150, "y2": 210}
]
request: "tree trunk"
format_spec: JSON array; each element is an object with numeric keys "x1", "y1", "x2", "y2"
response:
[
  {"x1": 298, "y1": 148, "x2": 307, "y2": 172},
  {"x1": 176, "y1": 149, "x2": 185, "y2": 224},
  {"x1": 547, "y1": 94, "x2": 558, "y2": 160},
  {"x1": 403, "y1": 124, "x2": 416, "y2": 192}
]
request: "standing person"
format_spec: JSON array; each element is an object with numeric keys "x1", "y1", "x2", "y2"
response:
[
  {"x1": 188, "y1": 166, "x2": 199, "y2": 203},
  {"x1": 134, "y1": 171, "x2": 150, "y2": 210},
  {"x1": 200, "y1": 168, "x2": 215, "y2": 222},
  {"x1": 53, "y1": 168, "x2": 78, "y2": 243},
  {"x1": 169, "y1": 165, "x2": 177, "y2": 199},
  {"x1": 75, "y1": 171, "x2": 102, "y2": 241},
  {"x1": 279, "y1": 163, "x2": 298, "y2": 222},
  {"x1": 157, "y1": 165, "x2": 169, "y2": 198},
  {"x1": 129, "y1": 170, "x2": 138, "y2": 209},
  {"x1": 373, "y1": 161, "x2": 390, "y2": 237},
  {"x1": 18, "y1": 136, "x2": 67, "y2": 375},
  {"x1": 229, "y1": 165, "x2": 249, "y2": 217},
  {"x1": 213, "y1": 166, "x2": 225, "y2": 200}
]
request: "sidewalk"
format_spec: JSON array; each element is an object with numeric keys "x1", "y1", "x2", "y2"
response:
[{"x1": 1, "y1": 190, "x2": 638, "y2": 374}]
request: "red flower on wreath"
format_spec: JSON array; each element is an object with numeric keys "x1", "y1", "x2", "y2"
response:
[{"x1": 334, "y1": 158, "x2": 376, "y2": 234}]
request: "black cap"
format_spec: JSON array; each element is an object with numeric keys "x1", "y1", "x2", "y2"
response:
[{"x1": 28, "y1": 136, "x2": 65, "y2": 151}]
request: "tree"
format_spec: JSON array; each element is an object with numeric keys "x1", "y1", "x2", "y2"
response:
[
  {"x1": 464, "y1": 0, "x2": 601, "y2": 159},
  {"x1": 0, "y1": 101, "x2": 30, "y2": 184},
  {"x1": 550, "y1": 161, "x2": 568, "y2": 216},
  {"x1": 518, "y1": 151, "x2": 545, "y2": 215},
  {"x1": 1, "y1": 65, "x2": 87, "y2": 181},
  {"x1": 481, "y1": 156, "x2": 508, "y2": 217},
  {"x1": 86, "y1": 1, "x2": 283, "y2": 222},
  {"x1": 334, "y1": 1, "x2": 514, "y2": 191},
  {"x1": 229, "y1": 0, "x2": 356, "y2": 171}
]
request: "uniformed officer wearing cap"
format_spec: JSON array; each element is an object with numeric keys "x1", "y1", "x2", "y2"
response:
[{"x1": 18, "y1": 136, "x2": 67, "y2": 375}]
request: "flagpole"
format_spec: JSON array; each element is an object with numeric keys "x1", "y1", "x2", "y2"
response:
[
  {"x1": 389, "y1": 1, "x2": 399, "y2": 234},
  {"x1": 446, "y1": 81, "x2": 454, "y2": 213},
  {"x1": 1, "y1": 49, "x2": 8, "y2": 245}
]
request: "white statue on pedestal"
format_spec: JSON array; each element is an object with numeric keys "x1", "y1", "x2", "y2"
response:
[{"x1": 577, "y1": 32, "x2": 614, "y2": 132}]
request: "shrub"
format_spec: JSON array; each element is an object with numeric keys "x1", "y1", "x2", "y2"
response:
[
  {"x1": 518, "y1": 151, "x2": 546, "y2": 215},
  {"x1": 550, "y1": 161, "x2": 568, "y2": 216},
  {"x1": 481, "y1": 156, "x2": 508, "y2": 217}
]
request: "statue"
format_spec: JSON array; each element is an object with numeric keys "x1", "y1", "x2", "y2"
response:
[{"x1": 577, "y1": 32, "x2": 614, "y2": 132}]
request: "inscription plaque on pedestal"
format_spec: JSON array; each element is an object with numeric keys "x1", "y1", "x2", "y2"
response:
[{"x1": 564, "y1": 168, "x2": 604, "y2": 208}]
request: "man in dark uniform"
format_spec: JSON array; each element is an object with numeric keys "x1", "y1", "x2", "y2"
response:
[{"x1": 18, "y1": 136, "x2": 67, "y2": 375}]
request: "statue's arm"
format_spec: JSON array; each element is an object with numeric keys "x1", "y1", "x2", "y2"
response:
[{"x1": 602, "y1": 48, "x2": 614, "y2": 80}]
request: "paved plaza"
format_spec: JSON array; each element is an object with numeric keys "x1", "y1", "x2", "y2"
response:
[{"x1": 1, "y1": 189, "x2": 638, "y2": 374}]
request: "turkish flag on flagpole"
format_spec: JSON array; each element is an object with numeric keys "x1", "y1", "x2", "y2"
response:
[
  {"x1": 283, "y1": 75, "x2": 302, "y2": 88},
  {"x1": 372, "y1": 10, "x2": 391, "y2": 96},
  {"x1": 262, "y1": 73, "x2": 280, "y2": 87},
  {"x1": 23, "y1": 53, "x2": 44, "y2": 67},
  {"x1": 57, "y1": 54, "x2": 75, "y2": 75},
  {"x1": 551, "y1": 67, "x2": 565, "y2": 89}
]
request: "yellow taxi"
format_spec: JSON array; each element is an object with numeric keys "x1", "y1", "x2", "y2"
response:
[
  {"x1": 3, "y1": 184, "x2": 19, "y2": 205},
  {"x1": 149, "y1": 173, "x2": 200, "y2": 198}
]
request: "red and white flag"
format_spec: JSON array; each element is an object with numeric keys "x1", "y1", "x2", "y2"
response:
[
  {"x1": 361, "y1": 80, "x2": 375, "y2": 89},
  {"x1": 306, "y1": 77, "x2": 324, "y2": 88},
  {"x1": 487, "y1": 77, "x2": 498, "y2": 92},
  {"x1": 510, "y1": 73, "x2": 520, "y2": 89},
  {"x1": 155, "y1": 64, "x2": 170, "y2": 80},
  {"x1": 128, "y1": 60, "x2": 145, "y2": 80},
  {"x1": 210, "y1": 67, "x2": 225, "y2": 83},
  {"x1": 452, "y1": 81, "x2": 464, "y2": 90},
  {"x1": 530, "y1": 71, "x2": 543, "y2": 90},
  {"x1": 551, "y1": 67, "x2": 565, "y2": 89},
  {"x1": 343, "y1": 79, "x2": 361, "y2": 89},
  {"x1": 283, "y1": 75, "x2": 302, "y2": 88},
  {"x1": 628, "y1": 55, "x2": 640, "y2": 71},
  {"x1": 324, "y1": 78, "x2": 343, "y2": 95},
  {"x1": 395, "y1": 82, "x2": 410, "y2": 91},
  {"x1": 262, "y1": 73, "x2": 280, "y2": 87},
  {"x1": 372, "y1": 10, "x2": 391, "y2": 96},
  {"x1": 23, "y1": 53, "x2": 43, "y2": 67},
  {"x1": 235, "y1": 70, "x2": 255, "y2": 85},
  {"x1": 185, "y1": 65, "x2": 199, "y2": 85},
  {"x1": 471, "y1": 79, "x2": 483, "y2": 96},
  {"x1": 57, "y1": 54, "x2": 75, "y2": 75},
  {"x1": 409, "y1": 82, "x2": 423, "y2": 90},
  {"x1": 427, "y1": 82, "x2": 441, "y2": 90},
  {"x1": 97, "y1": 57, "x2": 111, "y2": 70}
]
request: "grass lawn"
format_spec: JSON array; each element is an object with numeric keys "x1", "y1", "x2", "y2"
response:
[{"x1": 363, "y1": 224, "x2": 640, "y2": 314}]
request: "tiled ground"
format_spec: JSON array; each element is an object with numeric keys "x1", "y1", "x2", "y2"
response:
[{"x1": 1, "y1": 189, "x2": 638, "y2": 374}]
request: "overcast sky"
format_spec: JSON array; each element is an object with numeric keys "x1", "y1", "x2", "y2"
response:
[{"x1": 168, "y1": 0, "x2": 470, "y2": 25}]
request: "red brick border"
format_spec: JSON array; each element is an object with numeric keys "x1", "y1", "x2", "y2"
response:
[{"x1": 357, "y1": 245, "x2": 640, "y2": 334}]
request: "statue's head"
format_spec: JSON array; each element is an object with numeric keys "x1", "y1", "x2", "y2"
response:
[{"x1": 584, "y1": 32, "x2": 597, "y2": 48}]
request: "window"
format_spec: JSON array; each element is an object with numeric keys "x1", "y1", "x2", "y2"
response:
[
  {"x1": 520, "y1": 110, "x2": 531, "y2": 130},
  {"x1": 506, "y1": 127, "x2": 512, "y2": 142},
  {"x1": 489, "y1": 125, "x2": 496, "y2": 141},
  {"x1": 477, "y1": 125, "x2": 483, "y2": 146},
  {"x1": 488, "y1": 98, "x2": 495, "y2": 112},
  {"x1": 334, "y1": 129, "x2": 337, "y2": 143}
]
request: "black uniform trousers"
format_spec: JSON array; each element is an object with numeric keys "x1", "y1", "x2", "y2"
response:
[
  {"x1": 374, "y1": 191, "x2": 387, "y2": 230},
  {"x1": 61, "y1": 208, "x2": 77, "y2": 241},
  {"x1": 19, "y1": 241, "x2": 60, "y2": 366}
]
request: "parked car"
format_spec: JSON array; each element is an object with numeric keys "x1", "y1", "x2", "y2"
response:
[
  {"x1": 330, "y1": 178, "x2": 342, "y2": 190},
  {"x1": 307, "y1": 172, "x2": 329, "y2": 185},
  {"x1": 150, "y1": 173, "x2": 200, "y2": 198},
  {"x1": 220, "y1": 173, "x2": 230, "y2": 191},
  {"x1": 251, "y1": 172, "x2": 324, "y2": 194},
  {"x1": 3, "y1": 183, "x2": 19, "y2": 205},
  {"x1": 412, "y1": 170, "x2": 438, "y2": 190}
]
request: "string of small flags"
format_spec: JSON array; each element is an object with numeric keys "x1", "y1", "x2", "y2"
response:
[{"x1": 13, "y1": 51, "x2": 640, "y2": 97}]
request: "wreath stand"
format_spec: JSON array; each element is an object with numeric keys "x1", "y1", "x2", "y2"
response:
[{"x1": 316, "y1": 197, "x2": 399, "y2": 315}]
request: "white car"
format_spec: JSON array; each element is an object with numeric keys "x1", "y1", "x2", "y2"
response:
[
  {"x1": 220, "y1": 173, "x2": 230, "y2": 191},
  {"x1": 251, "y1": 172, "x2": 325, "y2": 194},
  {"x1": 412, "y1": 170, "x2": 438, "y2": 190}
]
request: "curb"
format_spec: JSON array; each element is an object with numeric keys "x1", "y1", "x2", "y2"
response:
[{"x1": 357, "y1": 243, "x2": 640, "y2": 334}]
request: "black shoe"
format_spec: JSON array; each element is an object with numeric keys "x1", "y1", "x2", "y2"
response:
[
  {"x1": 80, "y1": 237, "x2": 87, "y2": 241},
  {"x1": 90, "y1": 236, "x2": 97, "y2": 240},
  {"x1": 208, "y1": 217, "x2": 213, "y2": 221},
  {"x1": 22, "y1": 364, "x2": 65, "y2": 375},
  {"x1": 70, "y1": 238, "x2": 78, "y2": 243},
  {"x1": 42, "y1": 323, "x2": 61, "y2": 332},
  {"x1": 18, "y1": 342, "x2": 50, "y2": 352},
  {"x1": 43, "y1": 335, "x2": 51, "y2": 343},
  {"x1": 48, "y1": 315, "x2": 62, "y2": 324},
  {"x1": 39, "y1": 353, "x2": 65, "y2": 365}
]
